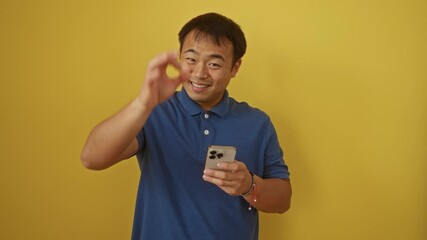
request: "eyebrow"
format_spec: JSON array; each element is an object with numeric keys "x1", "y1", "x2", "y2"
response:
[{"x1": 183, "y1": 49, "x2": 226, "y2": 62}]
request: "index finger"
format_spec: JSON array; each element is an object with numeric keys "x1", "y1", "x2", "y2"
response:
[{"x1": 148, "y1": 51, "x2": 181, "y2": 70}]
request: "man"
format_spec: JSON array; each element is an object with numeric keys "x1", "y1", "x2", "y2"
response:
[{"x1": 81, "y1": 12, "x2": 292, "y2": 240}]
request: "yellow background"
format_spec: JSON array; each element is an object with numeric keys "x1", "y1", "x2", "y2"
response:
[{"x1": 1, "y1": 0, "x2": 426, "y2": 239}]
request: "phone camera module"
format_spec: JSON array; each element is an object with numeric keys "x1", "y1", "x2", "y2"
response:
[{"x1": 209, "y1": 149, "x2": 224, "y2": 159}]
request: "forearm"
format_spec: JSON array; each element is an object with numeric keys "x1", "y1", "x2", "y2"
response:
[
  {"x1": 243, "y1": 176, "x2": 292, "y2": 213},
  {"x1": 81, "y1": 98, "x2": 151, "y2": 170}
]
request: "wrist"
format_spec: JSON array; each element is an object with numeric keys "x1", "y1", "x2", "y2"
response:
[
  {"x1": 133, "y1": 95, "x2": 154, "y2": 113},
  {"x1": 240, "y1": 171, "x2": 255, "y2": 196}
]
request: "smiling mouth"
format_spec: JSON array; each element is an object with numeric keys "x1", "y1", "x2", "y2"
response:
[{"x1": 190, "y1": 81, "x2": 210, "y2": 89}]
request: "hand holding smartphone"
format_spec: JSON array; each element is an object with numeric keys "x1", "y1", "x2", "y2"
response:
[{"x1": 205, "y1": 145, "x2": 236, "y2": 170}]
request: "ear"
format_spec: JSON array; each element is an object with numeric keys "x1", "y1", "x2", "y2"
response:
[{"x1": 230, "y1": 59, "x2": 242, "y2": 78}]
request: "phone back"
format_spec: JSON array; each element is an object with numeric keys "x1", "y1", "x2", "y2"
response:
[{"x1": 205, "y1": 145, "x2": 236, "y2": 170}]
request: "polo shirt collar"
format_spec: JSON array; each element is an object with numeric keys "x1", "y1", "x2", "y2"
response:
[{"x1": 177, "y1": 88, "x2": 230, "y2": 117}]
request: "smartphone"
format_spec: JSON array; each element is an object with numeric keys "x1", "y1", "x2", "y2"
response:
[{"x1": 205, "y1": 145, "x2": 237, "y2": 170}]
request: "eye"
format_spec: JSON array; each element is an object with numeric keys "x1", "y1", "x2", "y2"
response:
[
  {"x1": 185, "y1": 57, "x2": 196, "y2": 64},
  {"x1": 208, "y1": 62, "x2": 221, "y2": 69}
]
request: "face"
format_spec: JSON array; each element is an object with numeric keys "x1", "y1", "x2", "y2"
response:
[{"x1": 180, "y1": 31, "x2": 241, "y2": 110}]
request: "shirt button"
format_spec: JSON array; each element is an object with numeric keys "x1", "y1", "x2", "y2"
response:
[
  {"x1": 204, "y1": 130, "x2": 209, "y2": 135},
  {"x1": 204, "y1": 113, "x2": 209, "y2": 119}
]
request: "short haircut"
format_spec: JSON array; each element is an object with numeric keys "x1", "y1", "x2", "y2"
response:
[{"x1": 178, "y1": 12, "x2": 247, "y2": 66}]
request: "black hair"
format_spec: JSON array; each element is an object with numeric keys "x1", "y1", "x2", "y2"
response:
[{"x1": 178, "y1": 12, "x2": 247, "y2": 66}]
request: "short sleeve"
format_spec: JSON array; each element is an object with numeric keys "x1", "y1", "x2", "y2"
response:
[
  {"x1": 136, "y1": 128, "x2": 146, "y2": 153},
  {"x1": 263, "y1": 119, "x2": 290, "y2": 179}
]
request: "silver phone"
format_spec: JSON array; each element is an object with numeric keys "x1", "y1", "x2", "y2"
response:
[{"x1": 205, "y1": 145, "x2": 237, "y2": 170}]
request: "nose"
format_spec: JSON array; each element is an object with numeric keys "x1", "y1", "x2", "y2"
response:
[{"x1": 192, "y1": 62, "x2": 208, "y2": 79}]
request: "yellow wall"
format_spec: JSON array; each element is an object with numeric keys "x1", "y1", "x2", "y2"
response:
[{"x1": 1, "y1": 0, "x2": 426, "y2": 239}]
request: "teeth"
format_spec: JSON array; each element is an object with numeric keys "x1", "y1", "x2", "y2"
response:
[{"x1": 191, "y1": 82, "x2": 209, "y2": 88}]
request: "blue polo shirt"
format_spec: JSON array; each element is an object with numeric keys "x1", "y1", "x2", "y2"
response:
[{"x1": 132, "y1": 89, "x2": 289, "y2": 240}]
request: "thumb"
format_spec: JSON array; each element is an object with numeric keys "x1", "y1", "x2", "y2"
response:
[{"x1": 169, "y1": 71, "x2": 189, "y2": 85}]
